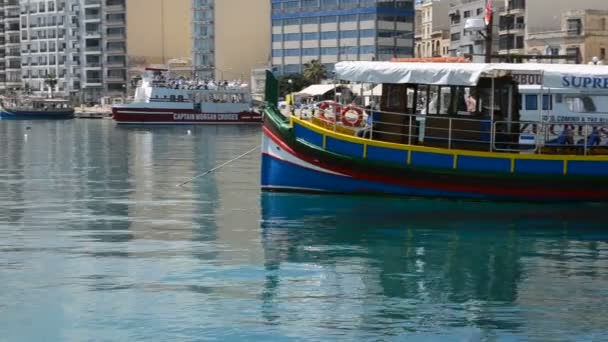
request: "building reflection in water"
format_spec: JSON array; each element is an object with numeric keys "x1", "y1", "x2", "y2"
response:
[{"x1": 260, "y1": 193, "x2": 608, "y2": 336}]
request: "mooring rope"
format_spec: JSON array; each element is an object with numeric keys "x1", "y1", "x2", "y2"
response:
[{"x1": 177, "y1": 145, "x2": 261, "y2": 187}]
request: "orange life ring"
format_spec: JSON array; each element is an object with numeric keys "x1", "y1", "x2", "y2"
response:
[
  {"x1": 318, "y1": 101, "x2": 341, "y2": 121},
  {"x1": 341, "y1": 106, "x2": 364, "y2": 127}
]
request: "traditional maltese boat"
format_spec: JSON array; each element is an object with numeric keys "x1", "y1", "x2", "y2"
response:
[{"x1": 261, "y1": 62, "x2": 608, "y2": 201}]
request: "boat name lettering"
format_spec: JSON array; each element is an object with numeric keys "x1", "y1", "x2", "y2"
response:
[
  {"x1": 172, "y1": 113, "x2": 239, "y2": 121},
  {"x1": 512, "y1": 73, "x2": 542, "y2": 85},
  {"x1": 561, "y1": 76, "x2": 608, "y2": 89}
]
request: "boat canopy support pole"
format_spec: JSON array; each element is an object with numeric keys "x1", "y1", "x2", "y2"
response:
[{"x1": 490, "y1": 77, "x2": 495, "y2": 152}]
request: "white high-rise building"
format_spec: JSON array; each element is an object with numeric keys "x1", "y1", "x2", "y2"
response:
[{"x1": 0, "y1": 0, "x2": 127, "y2": 102}]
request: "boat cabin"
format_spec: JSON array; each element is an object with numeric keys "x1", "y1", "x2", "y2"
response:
[
  {"x1": 327, "y1": 62, "x2": 608, "y2": 154},
  {"x1": 12, "y1": 98, "x2": 73, "y2": 111}
]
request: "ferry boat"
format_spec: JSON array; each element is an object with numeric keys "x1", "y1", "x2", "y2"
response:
[
  {"x1": 112, "y1": 68, "x2": 262, "y2": 125},
  {"x1": 261, "y1": 62, "x2": 608, "y2": 202},
  {"x1": 0, "y1": 97, "x2": 74, "y2": 120}
]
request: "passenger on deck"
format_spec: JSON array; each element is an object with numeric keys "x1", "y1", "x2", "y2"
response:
[
  {"x1": 548, "y1": 126, "x2": 574, "y2": 146},
  {"x1": 466, "y1": 94, "x2": 477, "y2": 113}
]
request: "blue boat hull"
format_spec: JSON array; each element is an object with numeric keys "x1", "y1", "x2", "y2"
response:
[{"x1": 0, "y1": 110, "x2": 74, "y2": 120}]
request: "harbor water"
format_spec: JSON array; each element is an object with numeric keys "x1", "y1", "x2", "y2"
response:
[{"x1": 1, "y1": 120, "x2": 607, "y2": 341}]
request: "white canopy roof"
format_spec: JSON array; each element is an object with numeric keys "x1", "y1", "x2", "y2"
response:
[
  {"x1": 334, "y1": 61, "x2": 608, "y2": 90},
  {"x1": 296, "y1": 84, "x2": 336, "y2": 97}
]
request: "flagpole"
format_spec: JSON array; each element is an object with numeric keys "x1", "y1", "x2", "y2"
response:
[{"x1": 485, "y1": 0, "x2": 493, "y2": 63}]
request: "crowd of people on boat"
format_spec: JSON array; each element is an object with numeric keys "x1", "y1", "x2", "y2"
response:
[{"x1": 150, "y1": 73, "x2": 246, "y2": 91}]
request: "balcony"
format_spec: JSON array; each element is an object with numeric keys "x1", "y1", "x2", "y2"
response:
[
  {"x1": 85, "y1": 46, "x2": 102, "y2": 51},
  {"x1": 84, "y1": 0, "x2": 102, "y2": 7},
  {"x1": 105, "y1": 5, "x2": 125, "y2": 13},
  {"x1": 84, "y1": 14, "x2": 101, "y2": 22},
  {"x1": 106, "y1": 76, "x2": 125, "y2": 82}
]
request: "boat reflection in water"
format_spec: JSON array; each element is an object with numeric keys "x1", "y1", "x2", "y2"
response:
[{"x1": 260, "y1": 193, "x2": 608, "y2": 340}]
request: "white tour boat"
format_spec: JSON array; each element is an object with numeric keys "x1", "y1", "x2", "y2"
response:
[{"x1": 112, "y1": 68, "x2": 262, "y2": 125}]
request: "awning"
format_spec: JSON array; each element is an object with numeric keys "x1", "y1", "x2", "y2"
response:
[
  {"x1": 296, "y1": 84, "x2": 337, "y2": 97},
  {"x1": 334, "y1": 61, "x2": 608, "y2": 89}
]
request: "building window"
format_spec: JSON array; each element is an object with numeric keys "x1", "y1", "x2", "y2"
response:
[
  {"x1": 601, "y1": 48, "x2": 606, "y2": 60},
  {"x1": 567, "y1": 18, "x2": 582, "y2": 35},
  {"x1": 451, "y1": 33, "x2": 460, "y2": 41},
  {"x1": 302, "y1": 48, "x2": 320, "y2": 56},
  {"x1": 477, "y1": 8, "x2": 483, "y2": 16},
  {"x1": 463, "y1": 10, "x2": 470, "y2": 18},
  {"x1": 525, "y1": 95, "x2": 538, "y2": 111},
  {"x1": 321, "y1": 16, "x2": 337, "y2": 24},
  {"x1": 303, "y1": 32, "x2": 320, "y2": 40},
  {"x1": 301, "y1": 0, "x2": 318, "y2": 8},
  {"x1": 321, "y1": 31, "x2": 338, "y2": 39},
  {"x1": 302, "y1": 17, "x2": 318, "y2": 25},
  {"x1": 321, "y1": 47, "x2": 338, "y2": 55}
]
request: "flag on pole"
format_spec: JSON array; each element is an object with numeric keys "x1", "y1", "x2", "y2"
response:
[{"x1": 485, "y1": 0, "x2": 493, "y2": 26}]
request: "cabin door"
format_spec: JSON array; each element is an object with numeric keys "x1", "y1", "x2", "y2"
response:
[{"x1": 377, "y1": 84, "x2": 413, "y2": 144}]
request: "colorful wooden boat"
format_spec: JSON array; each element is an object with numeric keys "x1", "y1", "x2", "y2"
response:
[{"x1": 261, "y1": 62, "x2": 608, "y2": 202}]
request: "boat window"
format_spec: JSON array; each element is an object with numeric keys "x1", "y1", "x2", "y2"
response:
[
  {"x1": 525, "y1": 94, "x2": 538, "y2": 110},
  {"x1": 177, "y1": 95, "x2": 184, "y2": 102},
  {"x1": 439, "y1": 87, "x2": 452, "y2": 115},
  {"x1": 416, "y1": 85, "x2": 429, "y2": 114},
  {"x1": 555, "y1": 94, "x2": 563, "y2": 103},
  {"x1": 566, "y1": 96, "x2": 597, "y2": 113},
  {"x1": 170, "y1": 95, "x2": 176, "y2": 102},
  {"x1": 542, "y1": 95, "x2": 552, "y2": 110}
]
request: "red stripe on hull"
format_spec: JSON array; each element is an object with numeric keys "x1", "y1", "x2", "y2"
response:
[
  {"x1": 113, "y1": 109, "x2": 262, "y2": 124},
  {"x1": 263, "y1": 126, "x2": 608, "y2": 200}
]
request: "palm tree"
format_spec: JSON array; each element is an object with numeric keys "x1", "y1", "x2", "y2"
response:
[
  {"x1": 303, "y1": 60, "x2": 326, "y2": 84},
  {"x1": 45, "y1": 73, "x2": 58, "y2": 98}
]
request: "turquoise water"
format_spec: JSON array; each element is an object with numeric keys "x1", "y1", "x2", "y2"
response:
[{"x1": 0, "y1": 120, "x2": 607, "y2": 341}]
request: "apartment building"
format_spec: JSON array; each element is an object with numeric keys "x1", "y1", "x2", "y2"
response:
[
  {"x1": 498, "y1": 0, "x2": 608, "y2": 62},
  {"x1": 527, "y1": 9, "x2": 608, "y2": 64},
  {"x1": 0, "y1": 0, "x2": 22, "y2": 91},
  {"x1": 192, "y1": 0, "x2": 270, "y2": 80},
  {"x1": 0, "y1": 0, "x2": 127, "y2": 102},
  {"x1": 271, "y1": 0, "x2": 415, "y2": 76},
  {"x1": 414, "y1": 0, "x2": 450, "y2": 58},
  {"x1": 448, "y1": 0, "x2": 498, "y2": 61},
  {"x1": 81, "y1": 0, "x2": 127, "y2": 102}
]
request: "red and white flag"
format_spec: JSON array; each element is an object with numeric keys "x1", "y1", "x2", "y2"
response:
[{"x1": 485, "y1": 0, "x2": 493, "y2": 26}]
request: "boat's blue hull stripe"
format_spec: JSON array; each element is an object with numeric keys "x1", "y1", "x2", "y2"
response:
[
  {"x1": 568, "y1": 161, "x2": 608, "y2": 175},
  {"x1": 261, "y1": 153, "x2": 488, "y2": 199},
  {"x1": 367, "y1": 145, "x2": 408, "y2": 164},
  {"x1": 294, "y1": 124, "x2": 323, "y2": 147},
  {"x1": 411, "y1": 151, "x2": 453, "y2": 169},
  {"x1": 326, "y1": 136, "x2": 364, "y2": 158},
  {"x1": 458, "y1": 155, "x2": 511, "y2": 173},
  {"x1": 514, "y1": 159, "x2": 563, "y2": 175}
]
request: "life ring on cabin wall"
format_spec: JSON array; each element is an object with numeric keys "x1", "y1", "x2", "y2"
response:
[
  {"x1": 317, "y1": 101, "x2": 341, "y2": 121},
  {"x1": 340, "y1": 105, "x2": 364, "y2": 127}
]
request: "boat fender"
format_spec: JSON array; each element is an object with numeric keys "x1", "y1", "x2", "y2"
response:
[
  {"x1": 341, "y1": 106, "x2": 364, "y2": 127},
  {"x1": 318, "y1": 101, "x2": 341, "y2": 122}
]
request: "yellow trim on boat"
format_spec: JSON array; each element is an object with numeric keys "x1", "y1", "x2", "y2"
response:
[
  {"x1": 563, "y1": 160, "x2": 568, "y2": 175},
  {"x1": 292, "y1": 116, "x2": 608, "y2": 162},
  {"x1": 363, "y1": 144, "x2": 368, "y2": 159},
  {"x1": 407, "y1": 150, "x2": 412, "y2": 165},
  {"x1": 510, "y1": 159, "x2": 515, "y2": 173},
  {"x1": 453, "y1": 154, "x2": 458, "y2": 169},
  {"x1": 322, "y1": 135, "x2": 327, "y2": 149}
]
